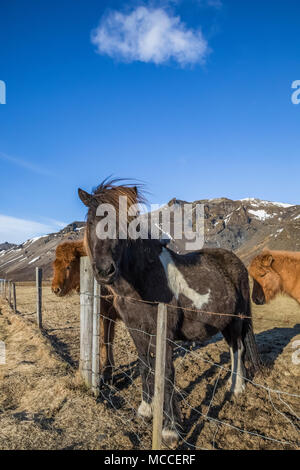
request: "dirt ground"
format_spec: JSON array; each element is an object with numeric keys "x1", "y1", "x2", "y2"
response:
[{"x1": 0, "y1": 284, "x2": 299, "y2": 450}]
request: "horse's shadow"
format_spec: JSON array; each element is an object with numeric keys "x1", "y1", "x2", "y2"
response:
[
  {"x1": 176, "y1": 323, "x2": 300, "y2": 449},
  {"x1": 96, "y1": 360, "x2": 140, "y2": 409},
  {"x1": 96, "y1": 323, "x2": 300, "y2": 448},
  {"x1": 40, "y1": 318, "x2": 300, "y2": 448},
  {"x1": 41, "y1": 329, "x2": 77, "y2": 368},
  {"x1": 255, "y1": 324, "x2": 300, "y2": 366}
]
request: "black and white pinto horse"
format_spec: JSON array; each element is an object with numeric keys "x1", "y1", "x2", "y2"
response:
[{"x1": 78, "y1": 180, "x2": 260, "y2": 446}]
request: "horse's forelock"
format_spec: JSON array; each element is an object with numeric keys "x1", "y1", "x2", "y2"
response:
[
  {"x1": 55, "y1": 241, "x2": 84, "y2": 266},
  {"x1": 90, "y1": 178, "x2": 146, "y2": 214}
]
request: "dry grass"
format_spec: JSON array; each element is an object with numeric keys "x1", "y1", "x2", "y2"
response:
[{"x1": 0, "y1": 285, "x2": 299, "y2": 450}]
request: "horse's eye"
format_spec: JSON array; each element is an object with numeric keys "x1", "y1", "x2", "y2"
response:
[{"x1": 260, "y1": 273, "x2": 266, "y2": 278}]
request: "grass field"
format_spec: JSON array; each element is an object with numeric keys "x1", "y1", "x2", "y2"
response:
[{"x1": 0, "y1": 284, "x2": 299, "y2": 450}]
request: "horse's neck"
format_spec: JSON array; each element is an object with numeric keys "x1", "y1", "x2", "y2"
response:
[
  {"x1": 117, "y1": 239, "x2": 159, "y2": 296},
  {"x1": 273, "y1": 256, "x2": 300, "y2": 293}
]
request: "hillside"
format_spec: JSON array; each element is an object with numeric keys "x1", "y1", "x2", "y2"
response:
[
  {"x1": 0, "y1": 222, "x2": 85, "y2": 281},
  {"x1": 157, "y1": 197, "x2": 300, "y2": 264},
  {"x1": 0, "y1": 198, "x2": 299, "y2": 281}
]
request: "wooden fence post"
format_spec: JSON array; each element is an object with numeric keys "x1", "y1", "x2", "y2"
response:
[
  {"x1": 80, "y1": 256, "x2": 94, "y2": 387},
  {"x1": 8, "y1": 280, "x2": 11, "y2": 306},
  {"x1": 92, "y1": 280, "x2": 101, "y2": 396},
  {"x1": 36, "y1": 267, "x2": 42, "y2": 328},
  {"x1": 12, "y1": 283, "x2": 17, "y2": 313},
  {"x1": 152, "y1": 303, "x2": 167, "y2": 450}
]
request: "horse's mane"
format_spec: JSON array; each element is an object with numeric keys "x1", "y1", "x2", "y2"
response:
[
  {"x1": 91, "y1": 177, "x2": 146, "y2": 209},
  {"x1": 54, "y1": 240, "x2": 86, "y2": 265},
  {"x1": 261, "y1": 249, "x2": 300, "y2": 261}
]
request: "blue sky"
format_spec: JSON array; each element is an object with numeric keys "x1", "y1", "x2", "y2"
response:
[{"x1": 0, "y1": 0, "x2": 299, "y2": 243}]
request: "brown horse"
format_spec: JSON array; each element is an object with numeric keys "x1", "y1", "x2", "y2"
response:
[
  {"x1": 250, "y1": 250, "x2": 300, "y2": 305},
  {"x1": 78, "y1": 178, "x2": 260, "y2": 446},
  {"x1": 52, "y1": 240, "x2": 119, "y2": 383}
]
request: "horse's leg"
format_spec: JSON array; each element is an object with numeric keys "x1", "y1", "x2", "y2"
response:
[
  {"x1": 125, "y1": 316, "x2": 180, "y2": 447},
  {"x1": 134, "y1": 333, "x2": 155, "y2": 419},
  {"x1": 235, "y1": 337, "x2": 246, "y2": 394},
  {"x1": 99, "y1": 300, "x2": 116, "y2": 385},
  {"x1": 161, "y1": 340, "x2": 181, "y2": 448},
  {"x1": 222, "y1": 322, "x2": 246, "y2": 395},
  {"x1": 135, "y1": 334, "x2": 180, "y2": 447}
]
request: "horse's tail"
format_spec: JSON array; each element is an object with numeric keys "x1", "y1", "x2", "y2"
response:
[{"x1": 243, "y1": 301, "x2": 261, "y2": 376}]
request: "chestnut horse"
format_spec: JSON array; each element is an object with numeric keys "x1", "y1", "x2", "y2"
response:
[
  {"x1": 78, "y1": 178, "x2": 260, "y2": 447},
  {"x1": 250, "y1": 250, "x2": 300, "y2": 305},
  {"x1": 52, "y1": 240, "x2": 119, "y2": 383}
]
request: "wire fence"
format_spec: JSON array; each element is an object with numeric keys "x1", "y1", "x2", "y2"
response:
[{"x1": 0, "y1": 268, "x2": 299, "y2": 450}]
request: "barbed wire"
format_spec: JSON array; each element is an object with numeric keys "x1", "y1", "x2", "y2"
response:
[{"x1": 81, "y1": 290, "x2": 300, "y2": 326}]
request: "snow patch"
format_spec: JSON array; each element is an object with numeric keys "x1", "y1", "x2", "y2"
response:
[
  {"x1": 241, "y1": 198, "x2": 294, "y2": 208},
  {"x1": 0, "y1": 255, "x2": 24, "y2": 268},
  {"x1": 24, "y1": 235, "x2": 47, "y2": 247},
  {"x1": 28, "y1": 256, "x2": 40, "y2": 265},
  {"x1": 274, "y1": 228, "x2": 284, "y2": 238},
  {"x1": 248, "y1": 209, "x2": 274, "y2": 221}
]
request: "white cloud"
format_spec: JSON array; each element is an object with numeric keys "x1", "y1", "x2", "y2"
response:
[
  {"x1": 0, "y1": 214, "x2": 67, "y2": 244},
  {"x1": 91, "y1": 7, "x2": 209, "y2": 66}
]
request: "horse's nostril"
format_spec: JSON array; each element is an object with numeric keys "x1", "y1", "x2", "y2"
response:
[
  {"x1": 52, "y1": 287, "x2": 61, "y2": 295},
  {"x1": 97, "y1": 263, "x2": 116, "y2": 278},
  {"x1": 107, "y1": 264, "x2": 115, "y2": 276}
]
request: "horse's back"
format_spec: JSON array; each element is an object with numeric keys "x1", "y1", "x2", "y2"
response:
[{"x1": 167, "y1": 247, "x2": 250, "y2": 320}]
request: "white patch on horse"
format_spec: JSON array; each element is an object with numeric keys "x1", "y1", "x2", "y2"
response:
[{"x1": 159, "y1": 247, "x2": 210, "y2": 308}]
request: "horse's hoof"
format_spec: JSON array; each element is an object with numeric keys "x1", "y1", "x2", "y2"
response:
[
  {"x1": 99, "y1": 374, "x2": 113, "y2": 389},
  {"x1": 137, "y1": 400, "x2": 153, "y2": 420},
  {"x1": 230, "y1": 381, "x2": 245, "y2": 396},
  {"x1": 162, "y1": 428, "x2": 179, "y2": 449},
  {"x1": 233, "y1": 383, "x2": 245, "y2": 396}
]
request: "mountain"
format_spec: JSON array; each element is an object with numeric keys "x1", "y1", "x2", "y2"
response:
[
  {"x1": 0, "y1": 222, "x2": 85, "y2": 281},
  {"x1": 0, "y1": 242, "x2": 18, "y2": 251},
  {"x1": 0, "y1": 198, "x2": 299, "y2": 281},
  {"x1": 166, "y1": 197, "x2": 300, "y2": 264}
]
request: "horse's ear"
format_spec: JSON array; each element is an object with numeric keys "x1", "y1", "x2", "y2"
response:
[
  {"x1": 261, "y1": 254, "x2": 273, "y2": 267},
  {"x1": 78, "y1": 188, "x2": 94, "y2": 207}
]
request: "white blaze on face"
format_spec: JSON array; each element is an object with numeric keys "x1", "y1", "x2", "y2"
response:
[{"x1": 159, "y1": 247, "x2": 210, "y2": 308}]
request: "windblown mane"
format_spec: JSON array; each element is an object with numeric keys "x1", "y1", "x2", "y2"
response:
[
  {"x1": 54, "y1": 240, "x2": 86, "y2": 265},
  {"x1": 84, "y1": 177, "x2": 148, "y2": 252},
  {"x1": 90, "y1": 177, "x2": 146, "y2": 215}
]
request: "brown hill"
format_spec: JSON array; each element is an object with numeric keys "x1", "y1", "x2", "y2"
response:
[{"x1": 0, "y1": 222, "x2": 85, "y2": 281}]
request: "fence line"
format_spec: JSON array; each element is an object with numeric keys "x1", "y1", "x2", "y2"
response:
[
  {"x1": 152, "y1": 302, "x2": 167, "y2": 450},
  {"x1": 79, "y1": 289, "x2": 298, "y2": 327},
  {"x1": 92, "y1": 280, "x2": 101, "y2": 396},
  {"x1": 1, "y1": 267, "x2": 299, "y2": 450},
  {"x1": 36, "y1": 267, "x2": 43, "y2": 329},
  {"x1": 79, "y1": 256, "x2": 94, "y2": 387}
]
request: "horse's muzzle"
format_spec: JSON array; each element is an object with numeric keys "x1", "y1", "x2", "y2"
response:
[
  {"x1": 52, "y1": 286, "x2": 65, "y2": 297},
  {"x1": 252, "y1": 296, "x2": 265, "y2": 305},
  {"x1": 95, "y1": 262, "x2": 117, "y2": 284}
]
